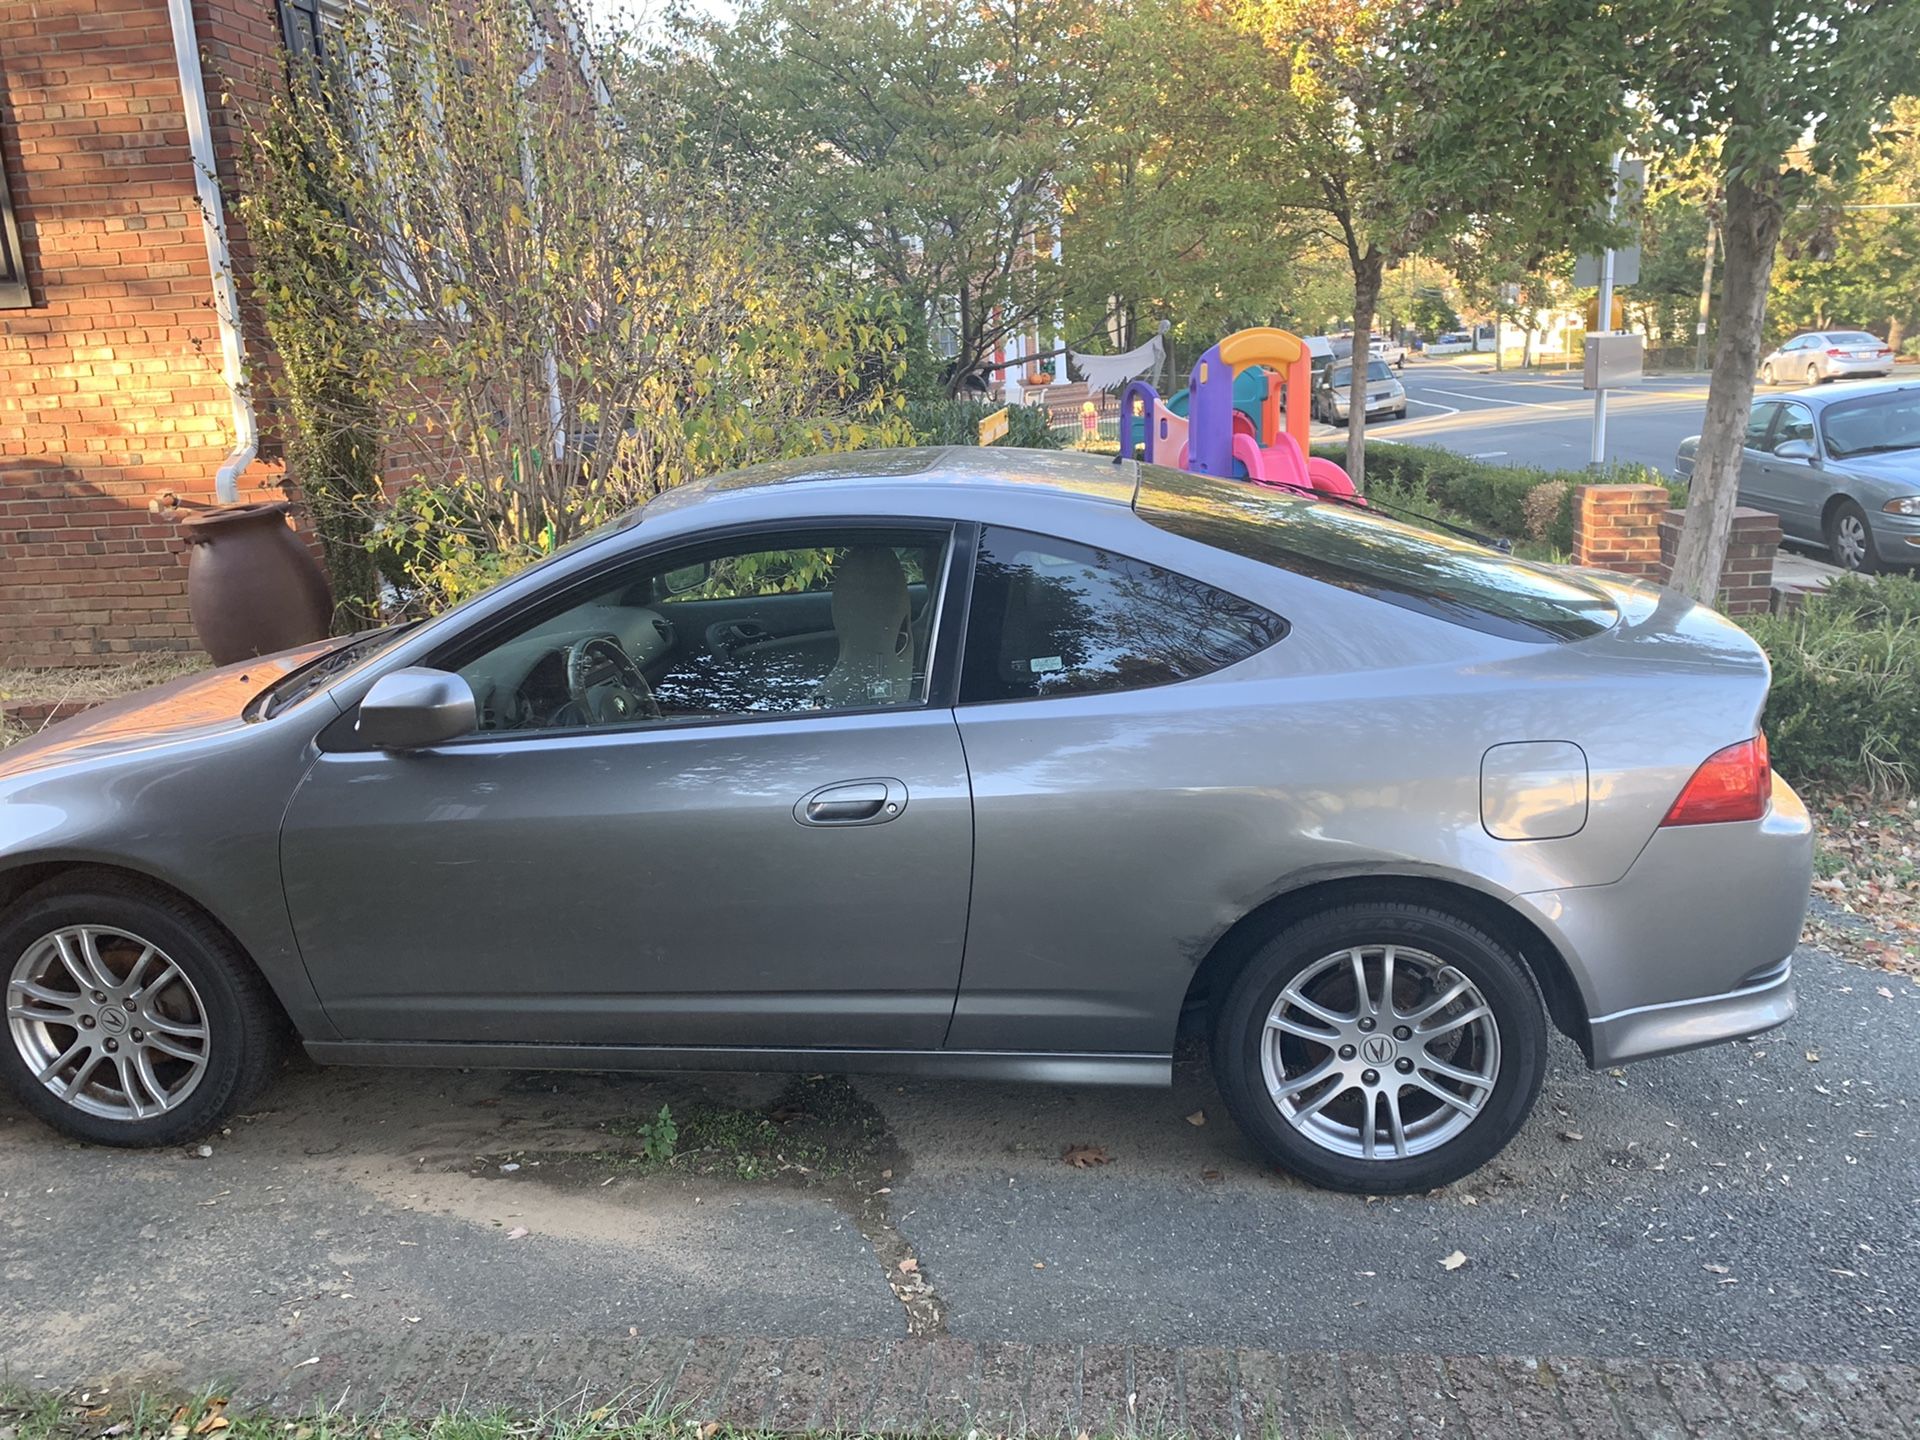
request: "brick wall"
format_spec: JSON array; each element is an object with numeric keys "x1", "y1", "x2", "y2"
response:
[
  {"x1": 1659, "y1": 507, "x2": 1783, "y2": 617},
  {"x1": 0, "y1": 0, "x2": 288, "y2": 666},
  {"x1": 1570, "y1": 484, "x2": 1781, "y2": 616},
  {"x1": 1571, "y1": 482, "x2": 1668, "y2": 579}
]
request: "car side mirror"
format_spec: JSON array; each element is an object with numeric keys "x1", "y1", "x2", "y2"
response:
[
  {"x1": 357, "y1": 668, "x2": 477, "y2": 750},
  {"x1": 1773, "y1": 438, "x2": 1819, "y2": 463}
]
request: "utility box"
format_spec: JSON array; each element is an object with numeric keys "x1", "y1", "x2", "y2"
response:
[{"x1": 1583, "y1": 331, "x2": 1644, "y2": 390}]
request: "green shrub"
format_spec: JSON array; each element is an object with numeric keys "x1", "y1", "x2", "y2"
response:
[
  {"x1": 1314, "y1": 444, "x2": 1684, "y2": 551},
  {"x1": 904, "y1": 398, "x2": 1061, "y2": 449},
  {"x1": 1743, "y1": 575, "x2": 1920, "y2": 795}
]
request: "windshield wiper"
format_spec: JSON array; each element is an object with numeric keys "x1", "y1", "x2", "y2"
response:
[
  {"x1": 257, "y1": 620, "x2": 425, "y2": 718},
  {"x1": 1833, "y1": 442, "x2": 1920, "y2": 458}
]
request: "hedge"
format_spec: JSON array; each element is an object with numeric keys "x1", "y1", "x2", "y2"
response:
[
  {"x1": 1742, "y1": 572, "x2": 1920, "y2": 795},
  {"x1": 903, "y1": 398, "x2": 1061, "y2": 450},
  {"x1": 1313, "y1": 444, "x2": 1684, "y2": 552}
]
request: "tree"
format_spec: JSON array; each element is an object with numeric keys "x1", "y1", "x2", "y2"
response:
[
  {"x1": 1060, "y1": 0, "x2": 1313, "y2": 354},
  {"x1": 678, "y1": 0, "x2": 1106, "y2": 398},
  {"x1": 239, "y1": 0, "x2": 910, "y2": 613},
  {"x1": 1229, "y1": 0, "x2": 1630, "y2": 486},
  {"x1": 1770, "y1": 97, "x2": 1920, "y2": 354},
  {"x1": 1642, "y1": 1, "x2": 1920, "y2": 602}
]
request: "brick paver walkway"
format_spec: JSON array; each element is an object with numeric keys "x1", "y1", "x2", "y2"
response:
[{"x1": 74, "y1": 1330, "x2": 1917, "y2": 1438}]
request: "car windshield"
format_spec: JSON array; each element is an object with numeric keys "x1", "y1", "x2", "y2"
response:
[
  {"x1": 1821, "y1": 389, "x2": 1920, "y2": 459},
  {"x1": 1330, "y1": 361, "x2": 1394, "y2": 385},
  {"x1": 1135, "y1": 466, "x2": 1618, "y2": 644}
]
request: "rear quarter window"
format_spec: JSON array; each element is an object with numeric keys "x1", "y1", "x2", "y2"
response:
[{"x1": 1136, "y1": 466, "x2": 1618, "y2": 644}]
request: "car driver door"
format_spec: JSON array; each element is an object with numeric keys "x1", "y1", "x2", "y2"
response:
[
  {"x1": 279, "y1": 523, "x2": 975, "y2": 1052},
  {"x1": 1747, "y1": 400, "x2": 1827, "y2": 544}
]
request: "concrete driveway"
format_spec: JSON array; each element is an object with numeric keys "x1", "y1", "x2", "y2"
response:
[{"x1": 2, "y1": 942, "x2": 1915, "y2": 1417}]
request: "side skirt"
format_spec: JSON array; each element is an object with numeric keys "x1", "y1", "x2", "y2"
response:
[{"x1": 302, "y1": 1040, "x2": 1172, "y2": 1088}]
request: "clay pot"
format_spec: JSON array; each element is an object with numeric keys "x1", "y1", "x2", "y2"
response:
[{"x1": 178, "y1": 501, "x2": 333, "y2": 664}]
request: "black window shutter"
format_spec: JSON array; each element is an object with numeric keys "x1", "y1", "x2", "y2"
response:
[
  {"x1": 0, "y1": 135, "x2": 29, "y2": 308},
  {"x1": 277, "y1": 0, "x2": 326, "y2": 63}
]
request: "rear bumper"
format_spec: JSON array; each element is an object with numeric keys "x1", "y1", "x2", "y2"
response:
[
  {"x1": 1588, "y1": 957, "x2": 1795, "y2": 1066},
  {"x1": 1516, "y1": 773, "x2": 1813, "y2": 1068}
]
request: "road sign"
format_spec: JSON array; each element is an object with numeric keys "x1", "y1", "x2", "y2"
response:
[
  {"x1": 978, "y1": 407, "x2": 1010, "y2": 445},
  {"x1": 1583, "y1": 295, "x2": 1626, "y2": 332},
  {"x1": 1574, "y1": 157, "x2": 1646, "y2": 288}
]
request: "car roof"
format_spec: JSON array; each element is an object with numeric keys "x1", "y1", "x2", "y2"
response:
[
  {"x1": 642, "y1": 446, "x2": 1140, "y2": 518},
  {"x1": 1775, "y1": 377, "x2": 1920, "y2": 407}
]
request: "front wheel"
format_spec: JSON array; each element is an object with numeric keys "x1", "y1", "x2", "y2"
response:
[
  {"x1": 1212, "y1": 903, "x2": 1547, "y2": 1193},
  {"x1": 1, "y1": 873, "x2": 285, "y2": 1146},
  {"x1": 1826, "y1": 499, "x2": 1881, "y2": 574}
]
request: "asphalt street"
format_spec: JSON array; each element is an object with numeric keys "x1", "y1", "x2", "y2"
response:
[
  {"x1": 1317, "y1": 355, "x2": 1710, "y2": 475},
  {"x1": 1, "y1": 942, "x2": 1914, "y2": 1387}
]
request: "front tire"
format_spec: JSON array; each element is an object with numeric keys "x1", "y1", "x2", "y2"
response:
[
  {"x1": 1, "y1": 873, "x2": 285, "y2": 1147},
  {"x1": 1826, "y1": 499, "x2": 1881, "y2": 574},
  {"x1": 1212, "y1": 903, "x2": 1547, "y2": 1193}
]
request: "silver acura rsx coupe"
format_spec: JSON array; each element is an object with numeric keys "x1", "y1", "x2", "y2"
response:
[{"x1": 0, "y1": 448, "x2": 1812, "y2": 1192}]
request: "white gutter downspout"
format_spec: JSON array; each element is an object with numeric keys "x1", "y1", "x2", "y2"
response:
[{"x1": 167, "y1": 0, "x2": 255, "y2": 504}]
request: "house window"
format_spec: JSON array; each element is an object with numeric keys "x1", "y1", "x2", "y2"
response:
[{"x1": 0, "y1": 127, "x2": 29, "y2": 308}]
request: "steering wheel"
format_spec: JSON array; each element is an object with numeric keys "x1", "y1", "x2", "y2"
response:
[{"x1": 563, "y1": 634, "x2": 661, "y2": 726}]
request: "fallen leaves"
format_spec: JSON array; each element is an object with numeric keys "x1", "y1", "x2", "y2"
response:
[
  {"x1": 1185, "y1": 1109, "x2": 1207, "y2": 1127},
  {"x1": 1061, "y1": 1144, "x2": 1112, "y2": 1168},
  {"x1": 1803, "y1": 790, "x2": 1919, "y2": 977},
  {"x1": 505, "y1": 1225, "x2": 530, "y2": 1240},
  {"x1": 1440, "y1": 1250, "x2": 1468, "y2": 1271}
]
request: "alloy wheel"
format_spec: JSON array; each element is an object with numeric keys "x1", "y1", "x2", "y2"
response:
[
  {"x1": 1260, "y1": 945, "x2": 1500, "y2": 1161},
  {"x1": 6, "y1": 925, "x2": 210, "y2": 1120},
  {"x1": 1833, "y1": 512, "x2": 1870, "y2": 570}
]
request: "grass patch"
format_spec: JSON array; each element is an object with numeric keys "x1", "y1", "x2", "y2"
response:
[
  {"x1": 0, "y1": 1389, "x2": 763, "y2": 1440},
  {"x1": 0, "y1": 655, "x2": 206, "y2": 708},
  {"x1": 594, "y1": 1075, "x2": 892, "y2": 1182}
]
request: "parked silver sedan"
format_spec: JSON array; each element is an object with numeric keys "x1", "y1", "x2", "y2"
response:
[
  {"x1": 1758, "y1": 330, "x2": 1896, "y2": 387},
  {"x1": 0, "y1": 449, "x2": 1811, "y2": 1191},
  {"x1": 1675, "y1": 380, "x2": 1920, "y2": 571}
]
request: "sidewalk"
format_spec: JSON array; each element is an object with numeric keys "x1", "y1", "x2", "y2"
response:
[{"x1": 25, "y1": 1328, "x2": 1920, "y2": 1439}]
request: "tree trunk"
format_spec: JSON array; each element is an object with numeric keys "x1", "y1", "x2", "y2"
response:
[
  {"x1": 1668, "y1": 175, "x2": 1785, "y2": 604},
  {"x1": 1890, "y1": 316, "x2": 1906, "y2": 354},
  {"x1": 1346, "y1": 250, "x2": 1384, "y2": 490},
  {"x1": 1694, "y1": 221, "x2": 1717, "y2": 371}
]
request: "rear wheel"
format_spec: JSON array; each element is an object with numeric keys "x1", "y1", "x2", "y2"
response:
[
  {"x1": 1212, "y1": 903, "x2": 1547, "y2": 1193},
  {"x1": 1, "y1": 874, "x2": 285, "y2": 1146},
  {"x1": 1826, "y1": 499, "x2": 1881, "y2": 573},
  {"x1": 1806, "y1": 362, "x2": 1822, "y2": 386},
  {"x1": 1760, "y1": 361, "x2": 1776, "y2": 385}
]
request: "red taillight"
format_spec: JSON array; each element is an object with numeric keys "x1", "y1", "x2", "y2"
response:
[
  {"x1": 1826, "y1": 347, "x2": 1845, "y2": 356},
  {"x1": 1661, "y1": 735, "x2": 1772, "y2": 826}
]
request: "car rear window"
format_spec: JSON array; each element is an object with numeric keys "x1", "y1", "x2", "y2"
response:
[
  {"x1": 1135, "y1": 466, "x2": 1619, "y2": 644},
  {"x1": 1831, "y1": 332, "x2": 1882, "y2": 347}
]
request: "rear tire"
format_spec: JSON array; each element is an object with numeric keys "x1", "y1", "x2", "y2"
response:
[
  {"x1": 0, "y1": 873, "x2": 286, "y2": 1147},
  {"x1": 1760, "y1": 362, "x2": 1775, "y2": 385},
  {"x1": 1211, "y1": 903, "x2": 1547, "y2": 1193},
  {"x1": 1806, "y1": 362, "x2": 1821, "y2": 386}
]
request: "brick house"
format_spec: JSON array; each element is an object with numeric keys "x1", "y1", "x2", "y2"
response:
[{"x1": 0, "y1": 0, "x2": 344, "y2": 667}]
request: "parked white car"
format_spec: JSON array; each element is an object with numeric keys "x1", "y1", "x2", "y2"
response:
[
  {"x1": 1759, "y1": 331, "x2": 1895, "y2": 387},
  {"x1": 1370, "y1": 336, "x2": 1408, "y2": 368}
]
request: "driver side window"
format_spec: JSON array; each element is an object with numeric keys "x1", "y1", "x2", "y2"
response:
[{"x1": 455, "y1": 527, "x2": 951, "y2": 734}]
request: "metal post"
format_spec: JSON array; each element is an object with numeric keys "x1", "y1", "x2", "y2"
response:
[{"x1": 1589, "y1": 151, "x2": 1623, "y2": 471}]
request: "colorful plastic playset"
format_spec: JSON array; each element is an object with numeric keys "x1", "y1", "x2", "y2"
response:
[{"x1": 1116, "y1": 327, "x2": 1358, "y2": 499}]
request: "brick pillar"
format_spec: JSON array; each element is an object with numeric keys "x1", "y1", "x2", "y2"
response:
[
  {"x1": 1657, "y1": 508, "x2": 1782, "y2": 615},
  {"x1": 1571, "y1": 483, "x2": 1669, "y2": 577}
]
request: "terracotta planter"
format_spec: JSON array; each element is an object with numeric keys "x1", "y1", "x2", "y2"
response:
[{"x1": 178, "y1": 501, "x2": 333, "y2": 664}]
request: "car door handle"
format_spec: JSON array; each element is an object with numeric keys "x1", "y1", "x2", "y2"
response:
[{"x1": 795, "y1": 779, "x2": 908, "y2": 827}]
